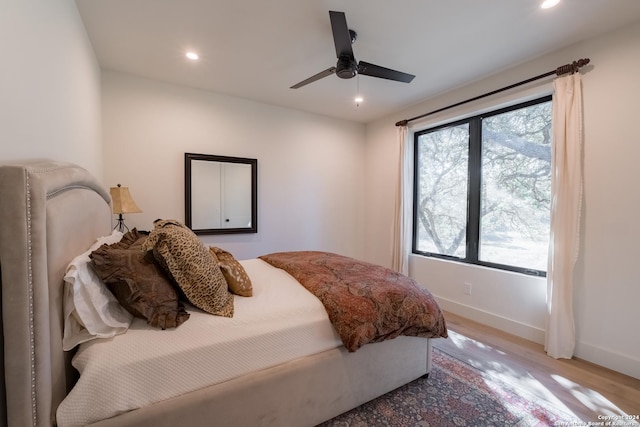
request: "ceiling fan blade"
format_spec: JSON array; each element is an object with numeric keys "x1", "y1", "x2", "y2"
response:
[
  {"x1": 358, "y1": 61, "x2": 415, "y2": 83},
  {"x1": 290, "y1": 67, "x2": 337, "y2": 89},
  {"x1": 329, "y1": 11, "x2": 354, "y2": 58}
]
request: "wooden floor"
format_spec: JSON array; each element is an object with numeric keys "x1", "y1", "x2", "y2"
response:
[{"x1": 433, "y1": 311, "x2": 640, "y2": 422}]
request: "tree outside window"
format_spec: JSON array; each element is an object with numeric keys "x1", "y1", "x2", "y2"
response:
[{"x1": 413, "y1": 96, "x2": 552, "y2": 276}]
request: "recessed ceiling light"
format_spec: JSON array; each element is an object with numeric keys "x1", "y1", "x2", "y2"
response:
[
  {"x1": 354, "y1": 96, "x2": 363, "y2": 107},
  {"x1": 186, "y1": 52, "x2": 199, "y2": 61},
  {"x1": 541, "y1": 0, "x2": 560, "y2": 9}
]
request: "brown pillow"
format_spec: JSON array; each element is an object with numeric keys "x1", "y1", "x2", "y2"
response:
[
  {"x1": 142, "y1": 220, "x2": 233, "y2": 317},
  {"x1": 90, "y1": 229, "x2": 190, "y2": 329},
  {"x1": 210, "y1": 247, "x2": 253, "y2": 297}
]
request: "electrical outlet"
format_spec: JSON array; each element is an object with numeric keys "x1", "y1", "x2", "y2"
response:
[{"x1": 463, "y1": 282, "x2": 472, "y2": 295}]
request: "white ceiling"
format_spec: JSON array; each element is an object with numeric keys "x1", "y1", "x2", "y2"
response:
[{"x1": 76, "y1": 0, "x2": 640, "y2": 123}]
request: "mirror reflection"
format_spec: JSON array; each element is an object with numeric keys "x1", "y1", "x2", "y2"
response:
[{"x1": 185, "y1": 153, "x2": 257, "y2": 234}]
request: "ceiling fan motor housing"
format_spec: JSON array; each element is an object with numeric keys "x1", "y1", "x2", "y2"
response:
[{"x1": 336, "y1": 55, "x2": 358, "y2": 79}]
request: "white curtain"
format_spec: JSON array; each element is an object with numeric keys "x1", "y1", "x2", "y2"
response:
[
  {"x1": 391, "y1": 125, "x2": 412, "y2": 275},
  {"x1": 545, "y1": 73, "x2": 584, "y2": 359}
]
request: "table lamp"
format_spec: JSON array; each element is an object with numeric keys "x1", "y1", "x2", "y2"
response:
[{"x1": 110, "y1": 184, "x2": 142, "y2": 232}]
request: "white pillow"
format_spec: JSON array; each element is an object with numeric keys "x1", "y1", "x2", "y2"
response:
[{"x1": 62, "y1": 230, "x2": 133, "y2": 350}]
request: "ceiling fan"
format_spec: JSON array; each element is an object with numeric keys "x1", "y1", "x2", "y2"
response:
[{"x1": 290, "y1": 11, "x2": 415, "y2": 89}]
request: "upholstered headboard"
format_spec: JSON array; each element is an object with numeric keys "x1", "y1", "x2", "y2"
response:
[{"x1": 0, "y1": 160, "x2": 111, "y2": 427}]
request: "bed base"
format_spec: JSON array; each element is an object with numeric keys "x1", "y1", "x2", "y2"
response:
[{"x1": 90, "y1": 337, "x2": 431, "y2": 427}]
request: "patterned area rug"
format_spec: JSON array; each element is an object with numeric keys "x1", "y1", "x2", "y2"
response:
[{"x1": 318, "y1": 347, "x2": 581, "y2": 427}]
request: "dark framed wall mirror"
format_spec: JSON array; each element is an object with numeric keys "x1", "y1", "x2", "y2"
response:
[{"x1": 185, "y1": 153, "x2": 258, "y2": 235}]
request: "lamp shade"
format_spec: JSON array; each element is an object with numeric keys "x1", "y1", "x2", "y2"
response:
[{"x1": 110, "y1": 184, "x2": 142, "y2": 214}]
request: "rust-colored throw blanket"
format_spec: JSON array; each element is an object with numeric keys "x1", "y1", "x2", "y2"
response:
[{"x1": 259, "y1": 251, "x2": 448, "y2": 352}]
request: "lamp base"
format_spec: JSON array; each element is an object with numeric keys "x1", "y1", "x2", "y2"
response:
[{"x1": 113, "y1": 214, "x2": 130, "y2": 233}]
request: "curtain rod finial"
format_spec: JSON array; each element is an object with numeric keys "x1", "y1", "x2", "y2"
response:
[
  {"x1": 556, "y1": 58, "x2": 590, "y2": 76},
  {"x1": 395, "y1": 119, "x2": 408, "y2": 127}
]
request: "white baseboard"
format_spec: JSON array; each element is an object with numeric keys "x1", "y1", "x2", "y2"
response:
[
  {"x1": 435, "y1": 296, "x2": 546, "y2": 344},
  {"x1": 575, "y1": 342, "x2": 640, "y2": 380},
  {"x1": 435, "y1": 296, "x2": 640, "y2": 380}
]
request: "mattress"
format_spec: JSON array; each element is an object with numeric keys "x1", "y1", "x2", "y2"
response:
[{"x1": 56, "y1": 259, "x2": 343, "y2": 427}]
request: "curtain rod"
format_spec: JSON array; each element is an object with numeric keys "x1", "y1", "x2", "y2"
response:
[{"x1": 395, "y1": 58, "x2": 590, "y2": 127}]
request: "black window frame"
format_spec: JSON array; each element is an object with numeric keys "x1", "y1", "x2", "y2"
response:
[{"x1": 412, "y1": 95, "x2": 552, "y2": 277}]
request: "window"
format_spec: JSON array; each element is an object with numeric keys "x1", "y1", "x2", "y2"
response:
[{"x1": 413, "y1": 96, "x2": 552, "y2": 276}]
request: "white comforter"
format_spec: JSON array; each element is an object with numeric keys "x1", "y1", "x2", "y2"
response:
[{"x1": 56, "y1": 259, "x2": 342, "y2": 427}]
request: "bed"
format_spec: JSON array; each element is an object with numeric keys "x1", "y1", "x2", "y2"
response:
[{"x1": 0, "y1": 160, "x2": 447, "y2": 427}]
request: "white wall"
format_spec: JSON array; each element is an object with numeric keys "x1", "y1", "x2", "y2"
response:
[
  {"x1": 365, "y1": 21, "x2": 640, "y2": 379},
  {"x1": 102, "y1": 71, "x2": 366, "y2": 261},
  {"x1": 0, "y1": 0, "x2": 102, "y2": 177}
]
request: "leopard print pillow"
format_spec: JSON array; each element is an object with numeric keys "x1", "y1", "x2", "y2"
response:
[
  {"x1": 142, "y1": 219, "x2": 233, "y2": 317},
  {"x1": 210, "y1": 247, "x2": 253, "y2": 297}
]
